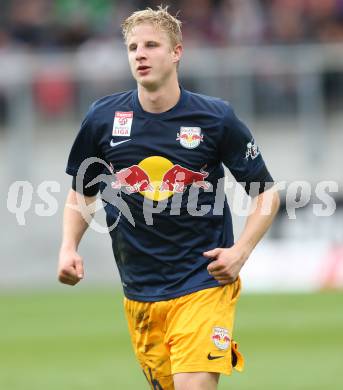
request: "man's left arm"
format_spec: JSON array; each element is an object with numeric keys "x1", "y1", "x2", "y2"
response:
[{"x1": 204, "y1": 188, "x2": 280, "y2": 284}]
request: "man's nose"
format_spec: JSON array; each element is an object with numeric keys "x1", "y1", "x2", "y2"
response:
[{"x1": 135, "y1": 45, "x2": 147, "y2": 60}]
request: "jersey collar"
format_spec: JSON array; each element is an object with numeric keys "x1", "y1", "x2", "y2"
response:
[{"x1": 132, "y1": 85, "x2": 189, "y2": 120}]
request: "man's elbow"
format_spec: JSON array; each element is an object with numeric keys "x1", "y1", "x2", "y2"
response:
[
  {"x1": 255, "y1": 186, "x2": 281, "y2": 217},
  {"x1": 69, "y1": 188, "x2": 97, "y2": 204},
  {"x1": 265, "y1": 187, "x2": 280, "y2": 217},
  {"x1": 272, "y1": 190, "x2": 281, "y2": 216}
]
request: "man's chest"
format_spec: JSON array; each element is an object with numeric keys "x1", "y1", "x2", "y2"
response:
[
  {"x1": 97, "y1": 115, "x2": 221, "y2": 172},
  {"x1": 93, "y1": 113, "x2": 223, "y2": 199}
]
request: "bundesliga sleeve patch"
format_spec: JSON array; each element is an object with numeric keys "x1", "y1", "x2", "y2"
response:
[
  {"x1": 245, "y1": 138, "x2": 260, "y2": 160},
  {"x1": 112, "y1": 111, "x2": 133, "y2": 136}
]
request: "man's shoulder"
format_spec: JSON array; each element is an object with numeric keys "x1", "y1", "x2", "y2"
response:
[
  {"x1": 89, "y1": 90, "x2": 135, "y2": 116},
  {"x1": 186, "y1": 90, "x2": 233, "y2": 117}
]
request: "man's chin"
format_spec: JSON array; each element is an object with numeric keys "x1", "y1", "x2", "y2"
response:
[{"x1": 138, "y1": 77, "x2": 159, "y2": 91}]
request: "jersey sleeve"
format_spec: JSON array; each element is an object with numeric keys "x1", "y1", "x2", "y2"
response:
[
  {"x1": 220, "y1": 104, "x2": 274, "y2": 196},
  {"x1": 66, "y1": 103, "x2": 104, "y2": 196}
]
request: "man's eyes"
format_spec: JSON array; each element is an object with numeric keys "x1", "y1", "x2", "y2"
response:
[{"x1": 129, "y1": 42, "x2": 158, "y2": 50}]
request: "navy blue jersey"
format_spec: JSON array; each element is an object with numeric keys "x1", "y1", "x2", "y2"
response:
[{"x1": 66, "y1": 87, "x2": 272, "y2": 302}]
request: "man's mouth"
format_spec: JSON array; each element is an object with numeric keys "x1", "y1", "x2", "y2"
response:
[
  {"x1": 137, "y1": 65, "x2": 150, "y2": 71},
  {"x1": 137, "y1": 65, "x2": 151, "y2": 75}
]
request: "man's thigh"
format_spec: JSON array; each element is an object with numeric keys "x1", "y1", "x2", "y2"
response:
[
  {"x1": 124, "y1": 298, "x2": 174, "y2": 389},
  {"x1": 123, "y1": 280, "x2": 243, "y2": 389},
  {"x1": 173, "y1": 372, "x2": 219, "y2": 390},
  {"x1": 167, "y1": 280, "x2": 243, "y2": 377}
]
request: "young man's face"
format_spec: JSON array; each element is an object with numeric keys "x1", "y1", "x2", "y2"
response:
[{"x1": 126, "y1": 23, "x2": 182, "y2": 90}]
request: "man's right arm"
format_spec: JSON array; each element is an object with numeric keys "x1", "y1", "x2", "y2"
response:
[{"x1": 58, "y1": 189, "x2": 96, "y2": 286}]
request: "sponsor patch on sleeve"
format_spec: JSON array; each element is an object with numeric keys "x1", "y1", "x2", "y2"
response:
[{"x1": 112, "y1": 111, "x2": 133, "y2": 137}]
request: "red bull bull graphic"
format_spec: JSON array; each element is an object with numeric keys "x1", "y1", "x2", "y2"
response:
[
  {"x1": 110, "y1": 157, "x2": 211, "y2": 201},
  {"x1": 110, "y1": 163, "x2": 153, "y2": 193},
  {"x1": 160, "y1": 164, "x2": 210, "y2": 193},
  {"x1": 211, "y1": 327, "x2": 230, "y2": 351}
]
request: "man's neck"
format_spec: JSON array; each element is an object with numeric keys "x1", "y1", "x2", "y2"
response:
[{"x1": 137, "y1": 81, "x2": 181, "y2": 114}]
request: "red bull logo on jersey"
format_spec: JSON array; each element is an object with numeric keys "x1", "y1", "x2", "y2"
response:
[
  {"x1": 110, "y1": 156, "x2": 211, "y2": 201},
  {"x1": 212, "y1": 327, "x2": 230, "y2": 351},
  {"x1": 177, "y1": 127, "x2": 203, "y2": 149}
]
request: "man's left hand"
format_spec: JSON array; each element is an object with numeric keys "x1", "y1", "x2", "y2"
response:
[{"x1": 203, "y1": 246, "x2": 249, "y2": 285}]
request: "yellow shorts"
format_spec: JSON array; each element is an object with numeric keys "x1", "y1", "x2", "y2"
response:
[{"x1": 124, "y1": 278, "x2": 244, "y2": 390}]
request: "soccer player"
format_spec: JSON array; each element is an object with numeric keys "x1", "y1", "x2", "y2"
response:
[{"x1": 58, "y1": 6, "x2": 280, "y2": 390}]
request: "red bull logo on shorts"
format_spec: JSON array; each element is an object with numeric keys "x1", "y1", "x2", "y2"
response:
[{"x1": 212, "y1": 327, "x2": 230, "y2": 351}]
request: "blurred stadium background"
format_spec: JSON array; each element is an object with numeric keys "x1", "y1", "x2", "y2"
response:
[{"x1": 1, "y1": 0, "x2": 342, "y2": 389}]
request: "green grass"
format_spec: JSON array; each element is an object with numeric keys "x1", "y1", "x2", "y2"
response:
[{"x1": 1, "y1": 289, "x2": 342, "y2": 389}]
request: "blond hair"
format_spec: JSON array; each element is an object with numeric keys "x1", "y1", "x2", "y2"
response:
[{"x1": 122, "y1": 5, "x2": 182, "y2": 48}]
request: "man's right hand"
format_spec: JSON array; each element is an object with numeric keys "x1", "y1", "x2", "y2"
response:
[{"x1": 58, "y1": 248, "x2": 84, "y2": 286}]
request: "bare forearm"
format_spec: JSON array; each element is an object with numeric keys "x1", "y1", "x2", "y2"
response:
[
  {"x1": 58, "y1": 189, "x2": 96, "y2": 285},
  {"x1": 205, "y1": 188, "x2": 280, "y2": 284},
  {"x1": 235, "y1": 188, "x2": 280, "y2": 257},
  {"x1": 61, "y1": 189, "x2": 96, "y2": 251}
]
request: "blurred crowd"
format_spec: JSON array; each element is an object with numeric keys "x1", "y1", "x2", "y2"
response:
[
  {"x1": 1, "y1": 0, "x2": 343, "y2": 50},
  {"x1": 0, "y1": 0, "x2": 343, "y2": 125}
]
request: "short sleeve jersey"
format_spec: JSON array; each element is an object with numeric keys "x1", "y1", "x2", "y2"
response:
[{"x1": 66, "y1": 87, "x2": 272, "y2": 302}]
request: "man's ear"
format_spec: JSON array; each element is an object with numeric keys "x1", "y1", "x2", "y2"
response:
[{"x1": 172, "y1": 44, "x2": 183, "y2": 64}]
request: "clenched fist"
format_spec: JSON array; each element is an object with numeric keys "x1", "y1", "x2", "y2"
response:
[
  {"x1": 203, "y1": 246, "x2": 249, "y2": 285},
  {"x1": 58, "y1": 248, "x2": 84, "y2": 286}
]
